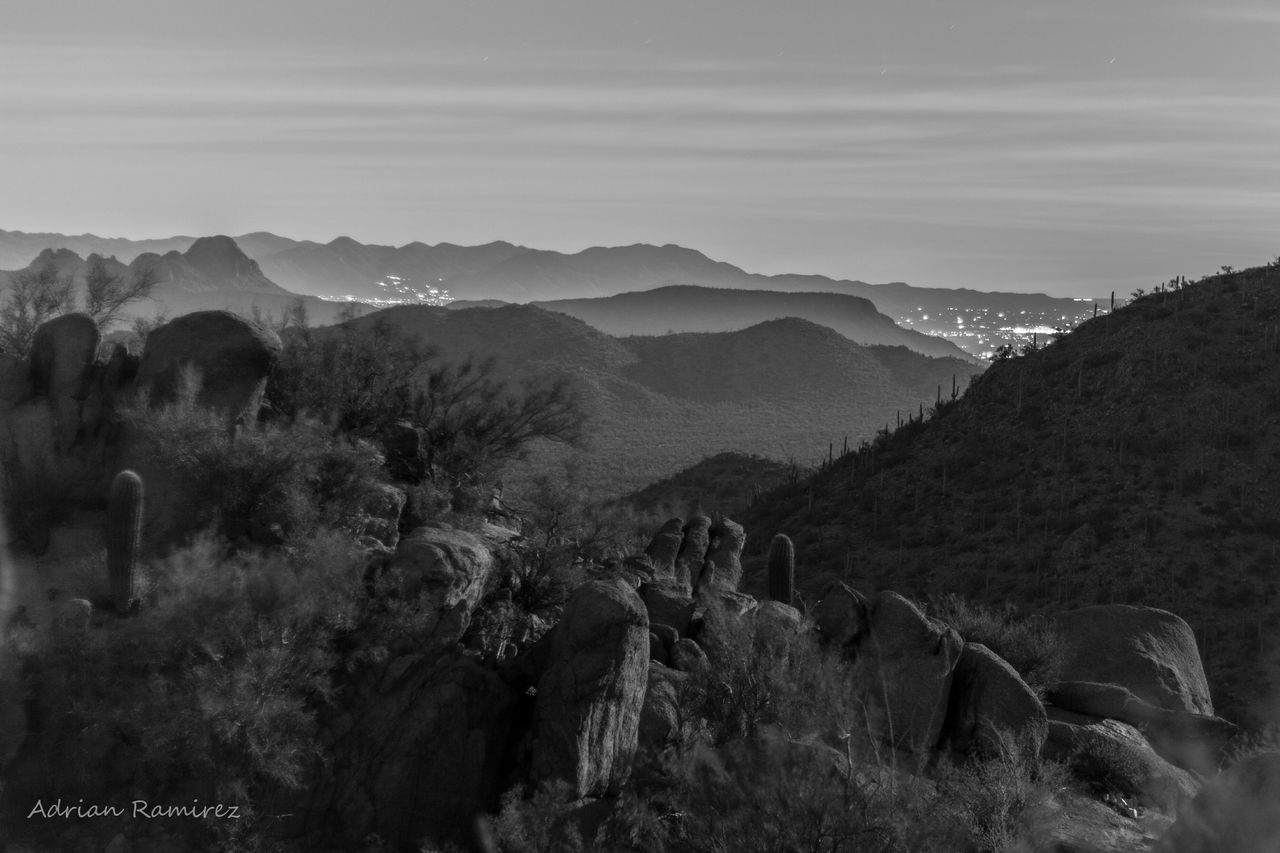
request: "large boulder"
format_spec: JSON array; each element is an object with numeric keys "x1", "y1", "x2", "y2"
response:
[
  {"x1": 531, "y1": 578, "x2": 650, "y2": 798},
  {"x1": 135, "y1": 310, "x2": 281, "y2": 425},
  {"x1": 1047, "y1": 681, "x2": 1238, "y2": 774},
  {"x1": 1045, "y1": 708, "x2": 1198, "y2": 812},
  {"x1": 389, "y1": 525, "x2": 496, "y2": 647},
  {"x1": 638, "y1": 663, "x2": 688, "y2": 753},
  {"x1": 1055, "y1": 605, "x2": 1213, "y2": 716},
  {"x1": 640, "y1": 581, "x2": 695, "y2": 636},
  {"x1": 644, "y1": 518, "x2": 684, "y2": 581},
  {"x1": 1153, "y1": 751, "x2": 1280, "y2": 853},
  {"x1": 704, "y1": 518, "x2": 745, "y2": 591},
  {"x1": 943, "y1": 642, "x2": 1048, "y2": 759},
  {"x1": 811, "y1": 582, "x2": 870, "y2": 650},
  {"x1": 675, "y1": 515, "x2": 711, "y2": 591},
  {"x1": 30, "y1": 313, "x2": 99, "y2": 449},
  {"x1": 308, "y1": 651, "x2": 516, "y2": 851},
  {"x1": 816, "y1": 588, "x2": 962, "y2": 758}
]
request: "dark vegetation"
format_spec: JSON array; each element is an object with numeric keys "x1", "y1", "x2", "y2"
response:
[{"x1": 742, "y1": 264, "x2": 1280, "y2": 726}]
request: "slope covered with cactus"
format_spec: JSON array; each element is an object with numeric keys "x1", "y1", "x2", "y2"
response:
[{"x1": 742, "y1": 263, "x2": 1280, "y2": 725}]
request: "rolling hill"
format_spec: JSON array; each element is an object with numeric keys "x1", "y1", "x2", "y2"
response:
[
  {"x1": 533, "y1": 285, "x2": 974, "y2": 361},
  {"x1": 344, "y1": 303, "x2": 984, "y2": 499},
  {"x1": 740, "y1": 263, "x2": 1280, "y2": 727}
]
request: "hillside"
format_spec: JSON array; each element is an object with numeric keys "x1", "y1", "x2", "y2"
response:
[
  {"x1": 347, "y1": 304, "x2": 983, "y2": 498},
  {"x1": 534, "y1": 285, "x2": 974, "y2": 361},
  {"x1": 0, "y1": 230, "x2": 1094, "y2": 356},
  {"x1": 616, "y1": 451, "x2": 795, "y2": 521},
  {"x1": 741, "y1": 263, "x2": 1280, "y2": 726}
]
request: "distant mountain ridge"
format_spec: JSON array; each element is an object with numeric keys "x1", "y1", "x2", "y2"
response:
[
  {"x1": 0, "y1": 229, "x2": 1095, "y2": 356},
  {"x1": 534, "y1": 285, "x2": 973, "y2": 361},
  {"x1": 343, "y1": 302, "x2": 984, "y2": 498},
  {"x1": 1, "y1": 237, "x2": 368, "y2": 327}
]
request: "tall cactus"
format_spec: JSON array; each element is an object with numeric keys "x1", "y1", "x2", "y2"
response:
[
  {"x1": 767, "y1": 533, "x2": 795, "y2": 605},
  {"x1": 107, "y1": 469, "x2": 144, "y2": 613}
]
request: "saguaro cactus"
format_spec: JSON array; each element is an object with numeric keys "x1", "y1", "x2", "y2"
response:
[
  {"x1": 767, "y1": 533, "x2": 795, "y2": 605},
  {"x1": 107, "y1": 469, "x2": 144, "y2": 613}
]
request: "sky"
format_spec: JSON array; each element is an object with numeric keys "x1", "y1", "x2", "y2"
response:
[{"x1": 3, "y1": 0, "x2": 1280, "y2": 297}]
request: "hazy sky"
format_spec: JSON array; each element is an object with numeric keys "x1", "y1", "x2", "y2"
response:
[{"x1": 4, "y1": 1, "x2": 1280, "y2": 297}]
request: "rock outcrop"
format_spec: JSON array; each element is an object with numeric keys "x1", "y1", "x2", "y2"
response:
[
  {"x1": 815, "y1": 586, "x2": 963, "y2": 758},
  {"x1": 390, "y1": 525, "x2": 496, "y2": 647},
  {"x1": 135, "y1": 310, "x2": 282, "y2": 425},
  {"x1": 29, "y1": 313, "x2": 99, "y2": 450},
  {"x1": 943, "y1": 642, "x2": 1048, "y2": 759},
  {"x1": 1045, "y1": 708, "x2": 1198, "y2": 812},
  {"x1": 1055, "y1": 605, "x2": 1213, "y2": 716},
  {"x1": 531, "y1": 578, "x2": 649, "y2": 798},
  {"x1": 308, "y1": 651, "x2": 516, "y2": 850}
]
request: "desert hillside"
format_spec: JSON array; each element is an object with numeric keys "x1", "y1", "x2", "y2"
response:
[{"x1": 742, "y1": 263, "x2": 1280, "y2": 725}]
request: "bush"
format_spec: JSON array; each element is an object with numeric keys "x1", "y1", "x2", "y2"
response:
[
  {"x1": 119, "y1": 368, "x2": 389, "y2": 546},
  {"x1": 8, "y1": 532, "x2": 365, "y2": 848},
  {"x1": 928, "y1": 594, "x2": 1065, "y2": 693}
]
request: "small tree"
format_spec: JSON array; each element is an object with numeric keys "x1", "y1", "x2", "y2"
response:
[
  {"x1": 0, "y1": 260, "x2": 74, "y2": 355},
  {"x1": 83, "y1": 254, "x2": 157, "y2": 331}
]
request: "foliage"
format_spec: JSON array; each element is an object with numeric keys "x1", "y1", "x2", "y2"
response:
[
  {"x1": 267, "y1": 319, "x2": 586, "y2": 488},
  {"x1": 0, "y1": 260, "x2": 74, "y2": 355},
  {"x1": 11, "y1": 532, "x2": 365, "y2": 846},
  {"x1": 928, "y1": 594, "x2": 1065, "y2": 693},
  {"x1": 120, "y1": 366, "x2": 389, "y2": 546},
  {"x1": 83, "y1": 254, "x2": 157, "y2": 331}
]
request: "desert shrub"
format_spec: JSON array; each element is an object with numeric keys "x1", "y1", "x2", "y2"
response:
[
  {"x1": 927, "y1": 594, "x2": 1065, "y2": 693},
  {"x1": 119, "y1": 370, "x2": 389, "y2": 546},
  {"x1": 8, "y1": 532, "x2": 364, "y2": 847}
]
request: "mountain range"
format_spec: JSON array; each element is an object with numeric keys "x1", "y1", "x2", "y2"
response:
[
  {"x1": 339, "y1": 303, "x2": 984, "y2": 498},
  {"x1": 0, "y1": 237, "x2": 367, "y2": 328},
  {"x1": 738, "y1": 263, "x2": 1280, "y2": 726},
  {"x1": 0, "y1": 229, "x2": 1096, "y2": 357}
]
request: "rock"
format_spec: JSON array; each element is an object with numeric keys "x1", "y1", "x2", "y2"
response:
[
  {"x1": 754, "y1": 600, "x2": 803, "y2": 634},
  {"x1": 638, "y1": 663, "x2": 687, "y2": 753},
  {"x1": 531, "y1": 578, "x2": 649, "y2": 798},
  {"x1": 356, "y1": 483, "x2": 406, "y2": 551},
  {"x1": 30, "y1": 313, "x2": 99, "y2": 450},
  {"x1": 943, "y1": 643, "x2": 1047, "y2": 759},
  {"x1": 691, "y1": 591, "x2": 759, "y2": 666},
  {"x1": 1048, "y1": 681, "x2": 1238, "y2": 774},
  {"x1": 382, "y1": 419, "x2": 425, "y2": 483},
  {"x1": 135, "y1": 310, "x2": 282, "y2": 425},
  {"x1": 649, "y1": 632, "x2": 667, "y2": 665},
  {"x1": 675, "y1": 515, "x2": 711, "y2": 590},
  {"x1": 390, "y1": 526, "x2": 495, "y2": 646},
  {"x1": 1045, "y1": 708, "x2": 1198, "y2": 812},
  {"x1": 670, "y1": 638, "x2": 710, "y2": 674},
  {"x1": 645, "y1": 518, "x2": 684, "y2": 583},
  {"x1": 51, "y1": 598, "x2": 93, "y2": 633},
  {"x1": 821, "y1": 589, "x2": 962, "y2": 759},
  {"x1": 1055, "y1": 605, "x2": 1213, "y2": 716},
  {"x1": 1153, "y1": 751, "x2": 1280, "y2": 853},
  {"x1": 650, "y1": 623, "x2": 679, "y2": 658},
  {"x1": 314, "y1": 651, "x2": 516, "y2": 850},
  {"x1": 705, "y1": 518, "x2": 745, "y2": 590},
  {"x1": 640, "y1": 581, "x2": 695, "y2": 635},
  {"x1": 1020, "y1": 789, "x2": 1175, "y2": 853},
  {"x1": 812, "y1": 582, "x2": 870, "y2": 650}
]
